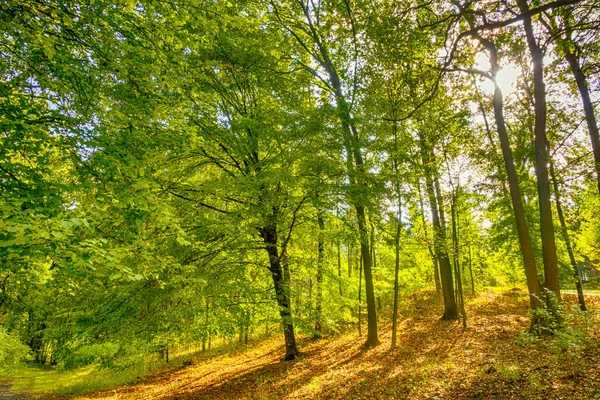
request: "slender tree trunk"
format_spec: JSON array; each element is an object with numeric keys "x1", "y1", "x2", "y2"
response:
[
  {"x1": 391, "y1": 196, "x2": 402, "y2": 349},
  {"x1": 467, "y1": 236, "x2": 475, "y2": 296},
  {"x1": 418, "y1": 180, "x2": 441, "y2": 292},
  {"x1": 314, "y1": 209, "x2": 325, "y2": 337},
  {"x1": 459, "y1": 2, "x2": 542, "y2": 309},
  {"x1": 518, "y1": 0, "x2": 561, "y2": 297},
  {"x1": 451, "y1": 189, "x2": 467, "y2": 328},
  {"x1": 434, "y1": 173, "x2": 447, "y2": 230},
  {"x1": 202, "y1": 297, "x2": 209, "y2": 352},
  {"x1": 358, "y1": 250, "x2": 363, "y2": 337},
  {"x1": 316, "y1": 30, "x2": 379, "y2": 346},
  {"x1": 337, "y1": 240, "x2": 343, "y2": 296},
  {"x1": 563, "y1": 49, "x2": 600, "y2": 196},
  {"x1": 260, "y1": 223, "x2": 299, "y2": 361},
  {"x1": 371, "y1": 227, "x2": 382, "y2": 313},
  {"x1": 549, "y1": 155, "x2": 587, "y2": 310},
  {"x1": 355, "y1": 205, "x2": 379, "y2": 346},
  {"x1": 479, "y1": 37, "x2": 542, "y2": 309},
  {"x1": 420, "y1": 137, "x2": 458, "y2": 320},
  {"x1": 348, "y1": 242, "x2": 352, "y2": 278}
]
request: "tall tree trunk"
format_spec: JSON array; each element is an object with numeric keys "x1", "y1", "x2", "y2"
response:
[
  {"x1": 348, "y1": 242, "x2": 352, "y2": 278},
  {"x1": 563, "y1": 48, "x2": 600, "y2": 196},
  {"x1": 337, "y1": 240, "x2": 343, "y2": 296},
  {"x1": 451, "y1": 188, "x2": 467, "y2": 328},
  {"x1": 467, "y1": 234, "x2": 475, "y2": 296},
  {"x1": 314, "y1": 209, "x2": 325, "y2": 337},
  {"x1": 518, "y1": 0, "x2": 561, "y2": 297},
  {"x1": 371, "y1": 226, "x2": 382, "y2": 313},
  {"x1": 455, "y1": 0, "x2": 543, "y2": 310},
  {"x1": 549, "y1": 155, "x2": 587, "y2": 310},
  {"x1": 391, "y1": 196, "x2": 402, "y2": 349},
  {"x1": 202, "y1": 297, "x2": 209, "y2": 352},
  {"x1": 292, "y1": 2, "x2": 379, "y2": 347},
  {"x1": 476, "y1": 34, "x2": 542, "y2": 309},
  {"x1": 358, "y1": 250, "x2": 363, "y2": 337},
  {"x1": 420, "y1": 137, "x2": 458, "y2": 320},
  {"x1": 260, "y1": 223, "x2": 299, "y2": 360},
  {"x1": 418, "y1": 179, "x2": 441, "y2": 292},
  {"x1": 356, "y1": 204, "x2": 378, "y2": 346}
]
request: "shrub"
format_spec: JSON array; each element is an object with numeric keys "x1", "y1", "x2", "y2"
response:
[{"x1": 0, "y1": 327, "x2": 32, "y2": 371}]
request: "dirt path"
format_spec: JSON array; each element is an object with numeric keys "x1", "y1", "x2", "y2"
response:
[{"x1": 0, "y1": 380, "x2": 16, "y2": 400}]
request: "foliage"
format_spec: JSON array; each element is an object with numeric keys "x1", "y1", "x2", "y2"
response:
[
  {"x1": 0, "y1": 327, "x2": 31, "y2": 371},
  {"x1": 1, "y1": 0, "x2": 600, "y2": 390}
]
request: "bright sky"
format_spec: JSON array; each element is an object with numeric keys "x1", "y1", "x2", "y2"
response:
[{"x1": 474, "y1": 52, "x2": 520, "y2": 96}]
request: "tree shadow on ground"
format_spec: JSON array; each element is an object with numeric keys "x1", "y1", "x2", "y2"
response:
[{"x1": 83, "y1": 290, "x2": 600, "y2": 400}]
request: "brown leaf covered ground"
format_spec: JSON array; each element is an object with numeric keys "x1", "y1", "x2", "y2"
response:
[{"x1": 51, "y1": 290, "x2": 600, "y2": 399}]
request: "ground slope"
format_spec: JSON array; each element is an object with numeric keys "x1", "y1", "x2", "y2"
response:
[{"x1": 66, "y1": 289, "x2": 600, "y2": 400}]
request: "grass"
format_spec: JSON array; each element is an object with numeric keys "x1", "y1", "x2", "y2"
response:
[
  {"x1": 3, "y1": 287, "x2": 600, "y2": 399},
  {"x1": 0, "y1": 362, "x2": 162, "y2": 397}
]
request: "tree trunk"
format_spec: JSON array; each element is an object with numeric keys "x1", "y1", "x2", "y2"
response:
[
  {"x1": 420, "y1": 137, "x2": 458, "y2": 320},
  {"x1": 480, "y1": 37, "x2": 542, "y2": 309},
  {"x1": 418, "y1": 179, "x2": 441, "y2": 292},
  {"x1": 260, "y1": 223, "x2": 299, "y2": 361},
  {"x1": 563, "y1": 48, "x2": 600, "y2": 196},
  {"x1": 549, "y1": 155, "x2": 586, "y2": 310},
  {"x1": 518, "y1": 0, "x2": 561, "y2": 297},
  {"x1": 356, "y1": 205, "x2": 379, "y2": 346},
  {"x1": 348, "y1": 242, "x2": 352, "y2": 278},
  {"x1": 202, "y1": 297, "x2": 209, "y2": 352},
  {"x1": 358, "y1": 249, "x2": 363, "y2": 337},
  {"x1": 391, "y1": 197, "x2": 402, "y2": 349},
  {"x1": 467, "y1": 236, "x2": 475, "y2": 296},
  {"x1": 314, "y1": 28, "x2": 379, "y2": 346},
  {"x1": 451, "y1": 189, "x2": 467, "y2": 328},
  {"x1": 337, "y1": 240, "x2": 343, "y2": 296},
  {"x1": 314, "y1": 209, "x2": 325, "y2": 338}
]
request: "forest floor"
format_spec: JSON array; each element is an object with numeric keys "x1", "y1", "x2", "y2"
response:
[{"x1": 8, "y1": 288, "x2": 600, "y2": 400}]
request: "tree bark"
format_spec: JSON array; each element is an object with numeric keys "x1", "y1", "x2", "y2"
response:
[
  {"x1": 478, "y1": 34, "x2": 542, "y2": 309},
  {"x1": 418, "y1": 180, "x2": 440, "y2": 292},
  {"x1": 314, "y1": 209, "x2": 325, "y2": 337},
  {"x1": 518, "y1": 0, "x2": 561, "y2": 297},
  {"x1": 391, "y1": 197, "x2": 402, "y2": 349},
  {"x1": 358, "y1": 249, "x2": 363, "y2": 337},
  {"x1": 467, "y1": 234, "x2": 475, "y2": 296},
  {"x1": 292, "y1": 0, "x2": 379, "y2": 347},
  {"x1": 420, "y1": 136, "x2": 459, "y2": 320},
  {"x1": 549, "y1": 155, "x2": 587, "y2": 310},
  {"x1": 202, "y1": 297, "x2": 209, "y2": 352},
  {"x1": 260, "y1": 223, "x2": 299, "y2": 360},
  {"x1": 455, "y1": 0, "x2": 543, "y2": 309},
  {"x1": 563, "y1": 48, "x2": 600, "y2": 196},
  {"x1": 451, "y1": 188, "x2": 467, "y2": 328},
  {"x1": 348, "y1": 242, "x2": 352, "y2": 278},
  {"x1": 337, "y1": 240, "x2": 343, "y2": 296}
]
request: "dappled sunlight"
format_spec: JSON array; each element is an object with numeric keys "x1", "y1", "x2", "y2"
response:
[{"x1": 57, "y1": 291, "x2": 600, "y2": 400}]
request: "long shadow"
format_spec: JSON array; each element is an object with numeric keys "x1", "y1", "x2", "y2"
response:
[
  {"x1": 155, "y1": 341, "x2": 365, "y2": 399},
  {"x1": 84, "y1": 291, "x2": 599, "y2": 399}
]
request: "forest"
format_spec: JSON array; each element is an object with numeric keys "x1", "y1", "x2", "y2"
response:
[{"x1": 1, "y1": 0, "x2": 600, "y2": 398}]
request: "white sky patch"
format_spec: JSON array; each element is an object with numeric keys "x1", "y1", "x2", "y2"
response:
[{"x1": 474, "y1": 52, "x2": 520, "y2": 97}]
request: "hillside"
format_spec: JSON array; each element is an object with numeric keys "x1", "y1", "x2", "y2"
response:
[{"x1": 10, "y1": 290, "x2": 596, "y2": 400}]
